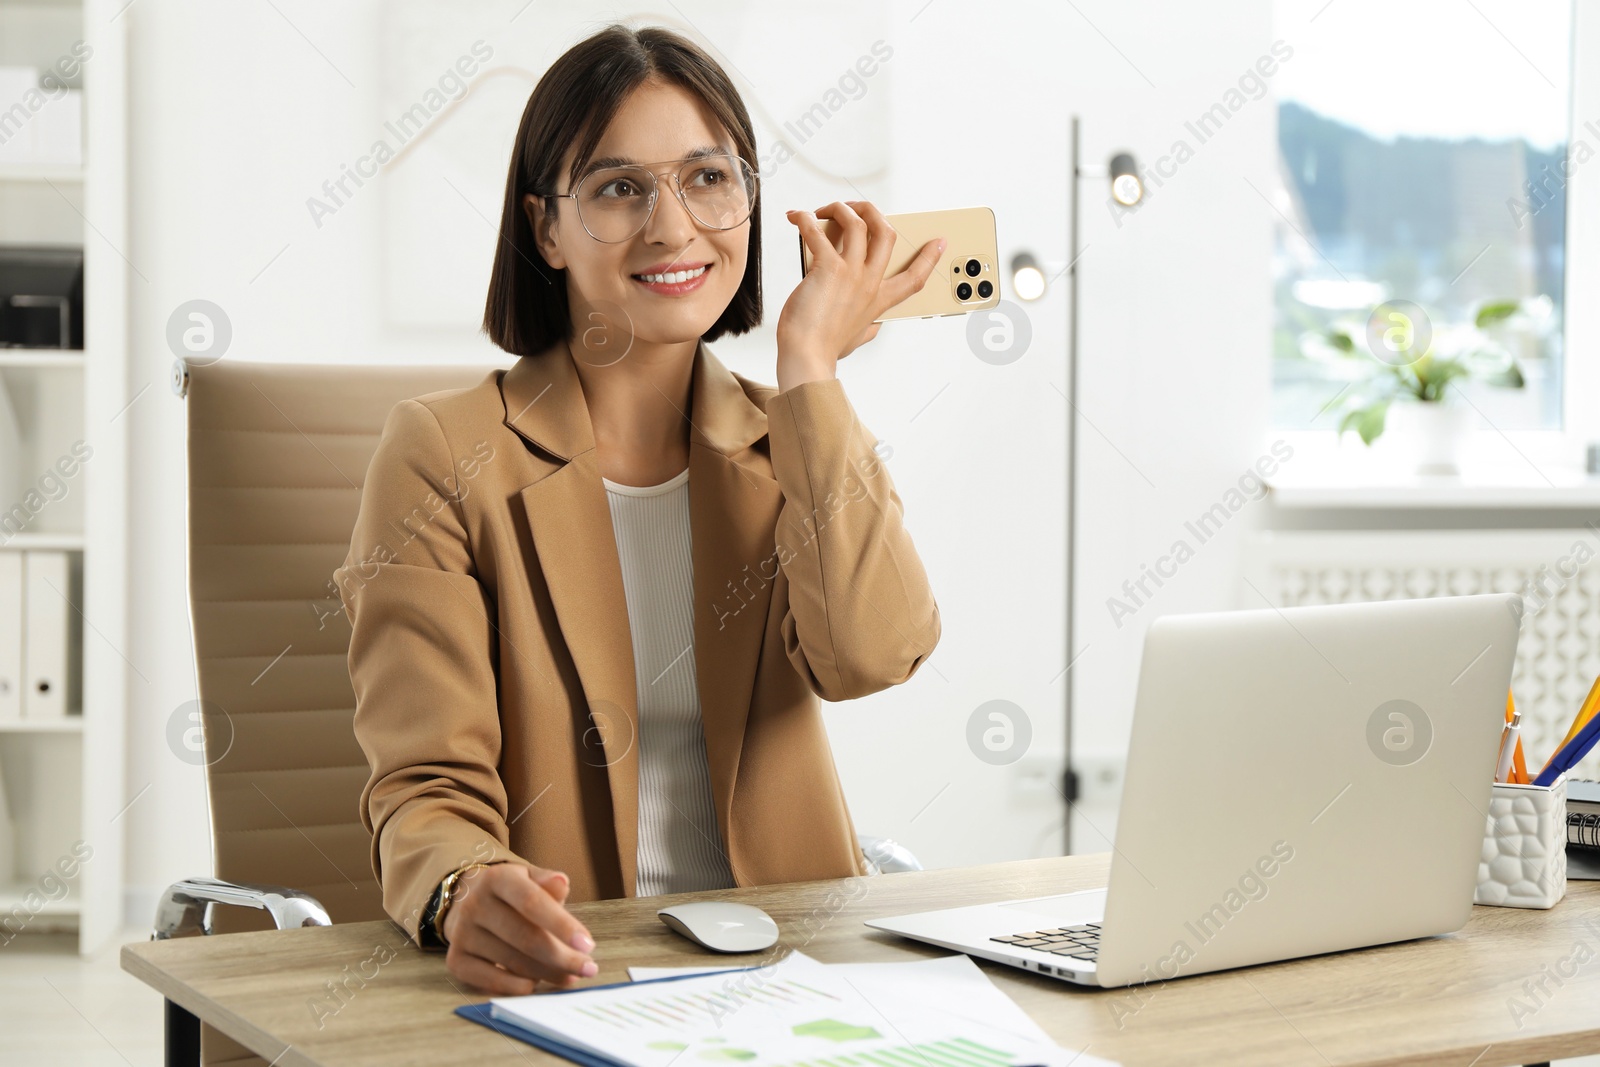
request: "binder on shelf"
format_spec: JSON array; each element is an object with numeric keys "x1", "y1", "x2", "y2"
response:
[
  {"x1": 0, "y1": 551, "x2": 19, "y2": 720},
  {"x1": 0, "y1": 379, "x2": 20, "y2": 516},
  {"x1": 0, "y1": 750, "x2": 12, "y2": 885},
  {"x1": 0, "y1": 68, "x2": 36, "y2": 165},
  {"x1": 32, "y1": 89, "x2": 83, "y2": 168},
  {"x1": 22, "y1": 550, "x2": 68, "y2": 719}
]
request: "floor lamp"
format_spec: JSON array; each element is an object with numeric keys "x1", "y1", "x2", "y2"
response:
[{"x1": 1010, "y1": 117, "x2": 1141, "y2": 854}]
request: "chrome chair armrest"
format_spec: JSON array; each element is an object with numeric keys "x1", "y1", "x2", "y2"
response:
[
  {"x1": 152, "y1": 876, "x2": 332, "y2": 940},
  {"x1": 153, "y1": 878, "x2": 332, "y2": 1066},
  {"x1": 858, "y1": 834, "x2": 923, "y2": 875}
]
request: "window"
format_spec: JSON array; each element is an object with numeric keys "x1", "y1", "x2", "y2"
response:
[{"x1": 1269, "y1": 0, "x2": 1573, "y2": 432}]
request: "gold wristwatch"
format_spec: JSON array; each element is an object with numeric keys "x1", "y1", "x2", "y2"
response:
[{"x1": 432, "y1": 861, "x2": 495, "y2": 946}]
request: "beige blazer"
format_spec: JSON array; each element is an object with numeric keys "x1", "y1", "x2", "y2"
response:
[{"x1": 333, "y1": 340, "x2": 941, "y2": 944}]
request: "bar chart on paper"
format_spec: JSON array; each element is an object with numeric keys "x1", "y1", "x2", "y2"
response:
[
  {"x1": 485, "y1": 951, "x2": 1118, "y2": 1067},
  {"x1": 760, "y1": 1035, "x2": 1032, "y2": 1067},
  {"x1": 561, "y1": 975, "x2": 839, "y2": 1032}
]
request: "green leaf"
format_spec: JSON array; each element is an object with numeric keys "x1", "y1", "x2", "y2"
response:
[
  {"x1": 1483, "y1": 361, "x2": 1526, "y2": 389},
  {"x1": 1356, "y1": 400, "x2": 1390, "y2": 444},
  {"x1": 1475, "y1": 300, "x2": 1521, "y2": 328},
  {"x1": 1339, "y1": 399, "x2": 1391, "y2": 445},
  {"x1": 1415, "y1": 357, "x2": 1468, "y2": 400}
]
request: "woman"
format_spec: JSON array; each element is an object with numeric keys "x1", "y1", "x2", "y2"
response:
[{"x1": 335, "y1": 23, "x2": 942, "y2": 997}]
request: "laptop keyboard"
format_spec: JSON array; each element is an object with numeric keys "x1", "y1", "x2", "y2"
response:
[{"x1": 991, "y1": 922, "x2": 1101, "y2": 961}]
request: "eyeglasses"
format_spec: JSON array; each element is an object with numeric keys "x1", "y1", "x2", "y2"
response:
[{"x1": 538, "y1": 152, "x2": 758, "y2": 244}]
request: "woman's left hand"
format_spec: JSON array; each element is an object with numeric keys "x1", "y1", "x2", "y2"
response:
[{"x1": 775, "y1": 200, "x2": 944, "y2": 392}]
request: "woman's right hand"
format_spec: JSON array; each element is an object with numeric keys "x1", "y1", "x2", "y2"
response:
[{"x1": 441, "y1": 862, "x2": 599, "y2": 994}]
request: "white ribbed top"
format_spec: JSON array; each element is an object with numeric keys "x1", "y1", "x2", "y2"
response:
[{"x1": 602, "y1": 467, "x2": 738, "y2": 897}]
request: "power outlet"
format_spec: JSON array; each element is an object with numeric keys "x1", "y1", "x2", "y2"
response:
[
  {"x1": 1010, "y1": 751, "x2": 1125, "y2": 807},
  {"x1": 1012, "y1": 752, "x2": 1064, "y2": 800},
  {"x1": 1070, "y1": 753, "x2": 1125, "y2": 807}
]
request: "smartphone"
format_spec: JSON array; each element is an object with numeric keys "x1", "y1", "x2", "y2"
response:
[{"x1": 798, "y1": 205, "x2": 1001, "y2": 322}]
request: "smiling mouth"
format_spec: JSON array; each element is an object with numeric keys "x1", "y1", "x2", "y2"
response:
[{"x1": 632, "y1": 264, "x2": 710, "y2": 284}]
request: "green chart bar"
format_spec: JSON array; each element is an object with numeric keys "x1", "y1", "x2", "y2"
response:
[
  {"x1": 774, "y1": 1039, "x2": 1024, "y2": 1067},
  {"x1": 895, "y1": 1041, "x2": 998, "y2": 1067},
  {"x1": 948, "y1": 1038, "x2": 1019, "y2": 1065},
  {"x1": 874, "y1": 1046, "x2": 940, "y2": 1067},
  {"x1": 855, "y1": 1050, "x2": 919, "y2": 1067},
  {"x1": 916, "y1": 1042, "x2": 997, "y2": 1067}
]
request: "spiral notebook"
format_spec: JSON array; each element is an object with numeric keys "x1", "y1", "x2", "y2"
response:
[{"x1": 1564, "y1": 778, "x2": 1600, "y2": 878}]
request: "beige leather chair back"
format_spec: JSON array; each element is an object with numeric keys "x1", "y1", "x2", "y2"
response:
[{"x1": 181, "y1": 356, "x2": 505, "y2": 934}]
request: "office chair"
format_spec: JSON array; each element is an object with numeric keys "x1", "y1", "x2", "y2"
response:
[{"x1": 157, "y1": 355, "x2": 922, "y2": 1067}]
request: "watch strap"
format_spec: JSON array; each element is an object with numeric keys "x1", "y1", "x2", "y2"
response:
[
  {"x1": 427, "y1": 859, "x2": 510, "y2": 949},
  {"x1": 418, "y1": 879, "x2": 448, "y2": 950}
]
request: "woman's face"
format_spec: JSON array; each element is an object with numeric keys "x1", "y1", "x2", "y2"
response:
[{"x1": 527, "y1": 77, "x2": 751, "y2": 353}]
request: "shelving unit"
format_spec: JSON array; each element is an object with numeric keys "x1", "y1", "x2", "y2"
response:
[
  {"x1": 0, "y1": 530, "x2": 84, "y2": 550},
  {"x1": 0, "y1": 717, "x2": 82, "y2": 733},
  {"x1": 0, "y1": 0, "x2": 127, "y2": 957},
  {"x1": 0, "y1": 350, "x2": 84, "y2": 370},
  {"x1": 0, "y1": 164, "x2": 85, "y2": 183}
]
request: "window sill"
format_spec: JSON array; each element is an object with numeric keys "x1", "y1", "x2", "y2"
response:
[{"x1": 1264, "y1": 430, "x2": 1600, "y2": 510}]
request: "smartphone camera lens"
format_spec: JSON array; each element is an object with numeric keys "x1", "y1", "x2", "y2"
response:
[
  {"x1": 964, "y1": 259, "x2": 982, "y2": 277},
  {"x1": 956, "y1": 281, "x2": 973, "y2": 300},
  {"x1": 977, "y1": 280, "x2": 993, "y2": 299}
]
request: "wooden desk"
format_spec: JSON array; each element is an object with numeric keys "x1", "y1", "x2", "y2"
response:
[{"x1": 122, "y1": 854, "x2": 1600, "y2": 1067}]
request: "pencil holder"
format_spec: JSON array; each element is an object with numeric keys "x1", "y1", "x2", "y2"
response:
[{"x1": 1474, "y1": 774, "x2": 1567, "y2": 909}]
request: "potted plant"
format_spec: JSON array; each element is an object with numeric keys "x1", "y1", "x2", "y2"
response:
[{"x1": 1308, "y1": 297, "x2": 1541, "y2": 474}]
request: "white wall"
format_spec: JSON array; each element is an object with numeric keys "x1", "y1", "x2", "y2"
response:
[
  {"x1": 119, "y1": 0, "x2": 1274, "y2": 919},
  {"x1": 1066, "y1": 4, "x2": 1279, "y2": 841}
]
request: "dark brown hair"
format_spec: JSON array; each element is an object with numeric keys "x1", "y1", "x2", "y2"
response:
[{"x1": 483, "y1": 24, "x2": 763, "y2": 357}]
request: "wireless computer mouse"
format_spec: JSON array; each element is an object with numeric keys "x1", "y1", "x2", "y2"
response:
[{"x1": 656, "y1": 901, "x2": 780, "y2": 953}]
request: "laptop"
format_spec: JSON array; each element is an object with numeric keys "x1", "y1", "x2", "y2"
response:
[{"x1": 865, "y1": 593, "x2": 1522, "y2": 989}]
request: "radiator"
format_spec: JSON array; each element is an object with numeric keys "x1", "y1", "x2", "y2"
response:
[{"x1": 1244, "y1": 530, "x2": 1600, "y2": 780}]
